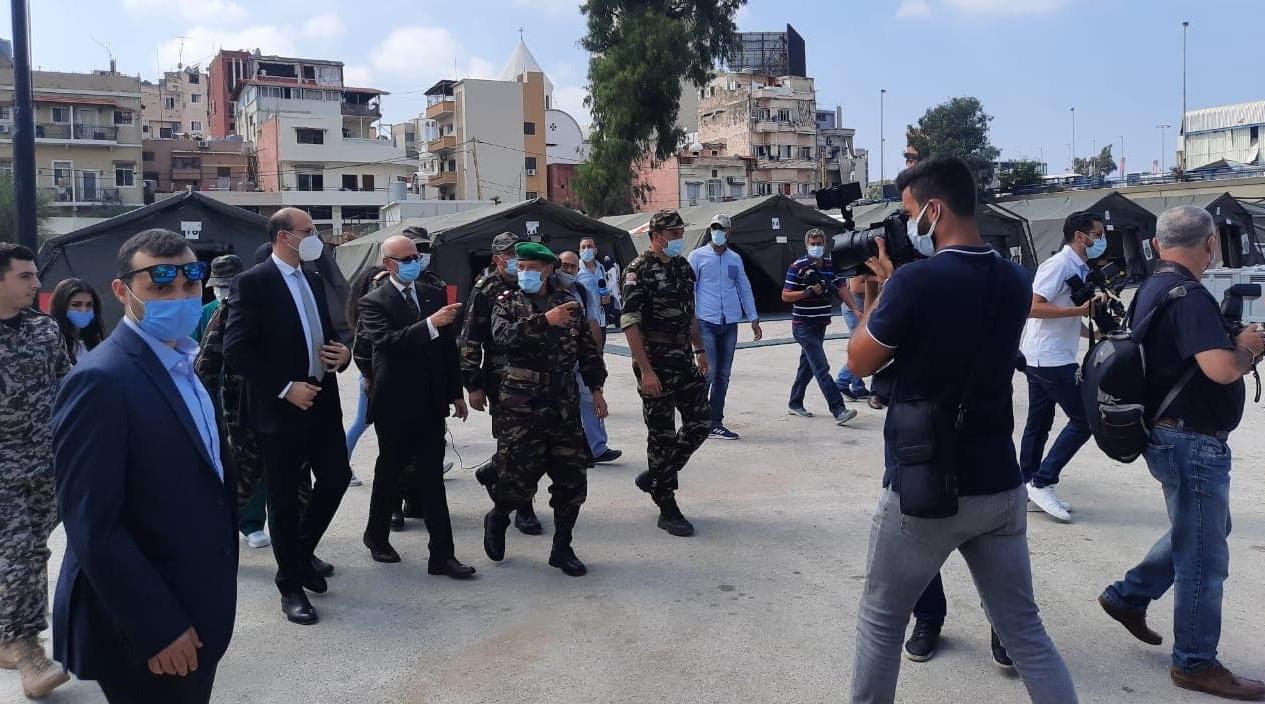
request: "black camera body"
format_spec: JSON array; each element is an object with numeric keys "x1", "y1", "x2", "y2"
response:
[
  {"x1": 1220, "y1": 283, "x2": 1261, "y2": 337},
  {"x1": 1068, "y1": 262, "x2": 1129, "y2": 334},
  {"x1": 829, "y1": 209, "x2": 923, "y2": 277}
]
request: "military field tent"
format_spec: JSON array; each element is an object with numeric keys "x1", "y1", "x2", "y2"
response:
[
  {"x1": 602, "y1": 194, "x2": 846, "y2": 313},
  {"x1": 1133, "y1": 193, "x2": 1264, "y2": 268},
  {"x1": 336, "y1": 198, "x2": 638, "y2": 302},
  {"x1": 1241, "y1": 200, "x2": 1265, "y2": 259},
  {"x1": 37, "y1": 190, "x2": 268, "y2": 326},
  {"x1": 1000, "y1": 192, "x2": 1157, "y2": 281},
  {"x1": 831, "y1": 201, "x2": 1038, "y2": 271}
]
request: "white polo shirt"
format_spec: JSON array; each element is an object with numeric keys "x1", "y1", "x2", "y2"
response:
[{"x1": 1019, "y1": 245, "x2": 1089, "y2": 367}]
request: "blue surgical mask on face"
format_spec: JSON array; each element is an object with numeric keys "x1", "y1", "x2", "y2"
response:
[
  {"x1": 1086, "y1": 235, "x2": 1107, "y2": 259},
  {"x1": 712, "y1": 230, "x2": 727, "y2": 247},
  {"x1": 807, "y1": 245, "x2": 824, "y2": 259},
  {"x1": 395, "y1": 259, "x2": 422, "y2": 283},
  {"x1": 580, "y1": 249, "x2": 596, "y2": 263},
  {"x1": 518, "y1": 269, "x2": 543, "y2": 294},
  {"x1": 127, "y1": 289, "x2": 203, "y2": 342},
  {"x1": 665, "y1": 239, "x2": 686, "y2": 257},
  {"x1": 67, "y1": 310, "x2": 95, "y2": 330},
  {"x1": 906, "y1": 202, "x2": 937, "y2": 257},
  {"x1": 505, "y1": 257, "x2": 519, "y2": 275}
]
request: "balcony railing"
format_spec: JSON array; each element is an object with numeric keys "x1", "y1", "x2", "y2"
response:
[
  {"x1": 33, "y1": 122, "x2": 119, "y2": 141},
  {"x1": 426, "y1": 100, "x2": 455, "y2": 120},
  {"x1": 426, "y1": 135, "x2": 457, "y2": 153},
  {"x1": 428, "y1": 171, "x2": 458, "y2": 187},
  {"x1": 41, "y1": 185, "x2": 123, "y2": 204},
  {"x1": 341, "y1": 102, "x2": 382, "y2": 117}
]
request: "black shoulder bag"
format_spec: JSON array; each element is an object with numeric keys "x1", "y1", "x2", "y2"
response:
[{"x1": 889, "y1": 255, "x2": 998, "y2": 518}]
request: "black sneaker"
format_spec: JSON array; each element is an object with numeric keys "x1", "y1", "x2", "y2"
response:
[
  {"x1": 656, "y1": 495, "x2": 695, "y2": 537},
  {"x1": 903, "y1": 620, "x2": 941, "y2": 662},
  {"x1": 708, "y1": 426, "x2": 740, "y2": 440},
  {"x1": 990, "y1": 629, "x2": 1014, "y2": 671}
]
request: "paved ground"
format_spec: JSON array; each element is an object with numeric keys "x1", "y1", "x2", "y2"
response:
[{"x1": 7, "y1": 319, "x2": 1265, "y2": 703}]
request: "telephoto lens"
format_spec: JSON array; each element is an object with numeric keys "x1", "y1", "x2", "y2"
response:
[{"x1": 830, "y1": 209, "x2": 921, "y2": 276}]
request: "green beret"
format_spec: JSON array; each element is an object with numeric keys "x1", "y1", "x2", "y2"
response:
[{"x1": 515, "y1": 241, "x2": 559, "y2": 263}]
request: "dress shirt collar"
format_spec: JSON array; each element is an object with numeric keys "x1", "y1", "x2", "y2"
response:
[
  {"x1": 1059, "y1": 244, "x2": 1090, "y2": 275},
  {"x1": 121, "y1": 316, "x2": 199, "y2": 370},
  {"x1": 271, "y1": 252, "x2": 301, "y2": 277},
  {"x1": 388, "y1": 275, "x2": 414, "y2": 296}
]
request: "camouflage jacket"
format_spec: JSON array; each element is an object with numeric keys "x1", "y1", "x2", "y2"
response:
[
  {"x1": 0, "y1": 308, "x2": 72, "y2": 479},
  {"x1": 491, "y1": 283, "x2": 606, "y2": 396},
  {"x1": 619, "y1": 250, "x2": 699, "y2": 367},
  {"x1": 458, "y1": 270, "x2": 517, "y2": 392},
  {"x1": 194, "y1": 304, "x2": 245, "y2": 430}
]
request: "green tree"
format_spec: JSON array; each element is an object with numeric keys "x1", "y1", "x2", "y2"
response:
[
  {"x1": 1073, "y1": 146, "x2": 1117, "y2": 180},
  {"x1": 905, "y1": 97, "x2": 1001, "y2": 194},
  {"x1": 0, "y1": 173, "x2": 55, "y2": 245},
  {"x1": 997, "y1": 160, "x2": 1045, "y2": 193},
  {"x1": 574, "y1": 0, "x2": 745, "y2": 216}
]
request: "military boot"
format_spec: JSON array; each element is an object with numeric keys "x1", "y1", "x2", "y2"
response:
[
  {"x1": 548, "y1": 507, "x2": 587, "y2": 576},
  {"x1": 474, "y1": 460, "x2": 497, "y2": 502},
  {"x1": 515, "y1": 501, "x2": 544, "y2": 535},
  {"x1": 655, "y1": 493, "x2": 695, "y2": 537},
  {"x1": 9, "y1": 638, "x2": 68, "y2": 698},
  {"x1": 483, "y1": 507, "x2": 511, "y2": 561}
]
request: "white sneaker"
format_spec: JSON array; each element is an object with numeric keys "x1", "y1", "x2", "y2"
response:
[
  {"x1": 1026, "y1": 483, "x2": 1071, "y2": 523},
  {"x1": 348, "y1": 474, "x2": 364, "y2": 487},
  {"x1": 245, "y1": 530, "x2": 271, "y2": 548}
]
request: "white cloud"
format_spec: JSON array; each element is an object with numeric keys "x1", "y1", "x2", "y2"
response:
[
  {"x1": 944, "y1": 0, "x2": 1070, "y2": 14},
  {"x1": 123, "y1": 0, "x2": 246, "y2": 24},
  {"x1": 158, "y1": 25, "x2": 296, "y2": 72},
  {"x1": 553, "y1": 84, "x2": 590, "y2": 125},
  {"x1": 366, "y1": 25, "x2": 496, "y2": 89},
  {"x1": 895, "y1": 0, "x2": 933, "y2": 18},
  {"x1": 300, "y1": 13, "x2": 346, "y2": 40},
  {"x1": 343, "y1": 64, "x2": 374, "y2": 88}
]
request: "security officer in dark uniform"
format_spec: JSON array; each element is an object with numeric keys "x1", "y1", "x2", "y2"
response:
[
  {"x1": 482, "y1": 242, "x2": 606, "y2": 576},
  {"x1": 621, "y1": 210, "x2": 710, "y2": 537},
  {"x1": 458, "y1": 232, "x2": 542, "y2": 535}
]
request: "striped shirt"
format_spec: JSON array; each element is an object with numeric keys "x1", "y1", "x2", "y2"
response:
[{"x1": 784, "y1": 257, "x2": 846, "y2": 325}]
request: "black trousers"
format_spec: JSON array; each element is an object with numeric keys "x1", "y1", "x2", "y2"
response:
[
  {"x1": 98, "y1": 661, "x2": 218, "y2": 704},
  {"x1": 257, "y1": 399, "x2": 351, "y2": 594},
  {"x1": 367, "y1": 412, "x2": 453, "y2": 562}
]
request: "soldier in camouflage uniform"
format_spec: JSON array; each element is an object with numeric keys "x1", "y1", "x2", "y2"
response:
[
  {"x1": 458, "y1": 231, "x2": 544, "y2": 535},
  {"x1": 621, "y1": 210, "x2": 711, "y2": 537},
  {"x1": 482, "y1": 242, "x2": 607, "y2": 577},
  {"x1": 0, "y1": 243, "x2": 71, "y2": 698}
]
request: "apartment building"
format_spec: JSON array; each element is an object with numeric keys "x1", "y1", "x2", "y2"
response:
[
  {"x1": 140, "y1": 68, "x2": 209, "y2": 139},
  {"x1": 815, "y1": 107, "x2": 868, "y2": 191},
  {"x1": 698, "y1": 72, "x2": 818, "y2": 198},
  {"x1": 142, "y1": 136, "x2": 250, "y2": 193},
  {"x1": 635, "y1": 139, "x2": 753, "y2": 210},
  {"x1": 0, "y1": 67, "x2": 144, "y2": 208}
]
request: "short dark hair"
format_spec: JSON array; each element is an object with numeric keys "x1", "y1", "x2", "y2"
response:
[
  {"x1": 116, "y1": 229, "x2": 193, "y2": 278},
  {"x1": 0, "y1": 242, "x2": 35, "y2": 278},
  {"x1": 267, "y1": 210, "x2": 294, "y2": 243},
  {"x1": 1062, "y1": 211, "x2": 1104, "y2": 243},
  {"x1": 894, "y1": 156, "x2": 977, "y2": 217}
]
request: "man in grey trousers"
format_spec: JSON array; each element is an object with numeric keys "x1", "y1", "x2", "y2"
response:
[{"x1": 845, "y1": 156, "x2": 1077, "y2": 703}]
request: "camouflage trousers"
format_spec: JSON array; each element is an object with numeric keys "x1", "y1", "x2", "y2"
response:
[
  {"x1": 0, "y1": 477, "x2": 57, "y2": 643},
  {"x1": 227, "y1": 422, "x2": 311, "y2": 517},
  {"x1": 634, "y1": 362, "x2": 710, "y2": 499},
  {"x1": 489, "y1": 385, "x2": 590, "y2": 512}
]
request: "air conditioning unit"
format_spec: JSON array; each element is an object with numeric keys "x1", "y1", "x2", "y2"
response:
[
  {"x1": 0, "y1": 124, "x2": 9, "y2": 134},
  {"x1": 197, "y1": 140, "x2": 209, "y2": 149},
  {"x1": 526, "y1": 168, "x2": 537, "y2": 176}
]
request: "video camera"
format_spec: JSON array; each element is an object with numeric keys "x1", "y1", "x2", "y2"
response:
[
  {"x1": 829, "y1": 209, "x2": 924, "y2": 278},
  {"x1": 1221, "y1": 283, "x2": 1264, "y2": 402},
  {"x1": 1068, "y1": 262, "x2": 1129, "y2": 334}
]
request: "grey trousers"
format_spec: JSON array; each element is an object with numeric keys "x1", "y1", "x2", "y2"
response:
[{"x1": 851, "y1": 486, "x2": 1077, "y2": 704}]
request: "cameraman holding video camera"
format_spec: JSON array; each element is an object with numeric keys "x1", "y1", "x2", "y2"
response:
[
  {"x1": 1098, "y1": 206, "x2": 1265, "y2": 701},
  {"x1": 846, "y1": 157, "x2": 1076, "y2": 703},
  {"x1": 1018, "y1": 211, "x2": 1105, "y2": 523}
]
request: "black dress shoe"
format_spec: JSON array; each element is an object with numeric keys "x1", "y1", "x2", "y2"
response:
[
  {"x1": 515, "y1": 506, "x2": 544, "y2": 536},
  {"x1": 281, "y1": 591, "x2": 318, "y2": 625},
  {"x1": 363, "y1": 535, "x2": 401, "y2": 563},
  {"x1": 548, "y1": 549, "x2": 588, "y2": 577},
  {"x1": 428, "y1": 557, "x2": 477, "y2": 579},
  {"x1": 310, "y1": 556, "x2": 334, "y2": 578},
  {"x1": 402, "y1": 500, "x2": 424, "y2": 519},
  {"x1": 484, "y1": 510, "x2": 509, "y2": 561},
  {"x1": 389, "y1": 511, "x2": 405, "y2": 531},
  {"x1": 302, "y1": 569, "x2": 328, "y2": 594},
  {"x1": 593, "y1": 448, "x2": 623, "y2": 463}
]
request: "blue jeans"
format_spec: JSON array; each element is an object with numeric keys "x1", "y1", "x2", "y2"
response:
[
  {"x1": 1019, "y1": 364, "x2": 1092, "y2": 487},
  {"x1": 789, "y1": 323, "x2": 846, "y2": 416},
  {"x1": 836, "y1": 293, "x2": 867, "y2": 390},
  {"x1": 1103, "y1": 426, "x2": 1233, "y2": 672},
  {"x1": 345, "y1": 374, "x2": 371, "y2": 457},
  {"x1": 700, "y1": 320, "x2": 739, "y2": 428},
  {"x1": 577, "y1": 369, "x2": 609, "y2": 456}
]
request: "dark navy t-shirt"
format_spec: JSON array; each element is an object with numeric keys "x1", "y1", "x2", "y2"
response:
[{"x1": 867, "y1": 246, "x2": 1032, "y2": 495}]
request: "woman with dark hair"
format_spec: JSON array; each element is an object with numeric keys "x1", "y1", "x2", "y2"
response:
[{"x1": 50, "y1": 278, "x2": 106, "y2": 364}]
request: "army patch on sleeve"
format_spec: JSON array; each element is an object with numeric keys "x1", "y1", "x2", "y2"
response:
[{"x1": 625, "y1": 272, "x2": 637, "y2": 285}]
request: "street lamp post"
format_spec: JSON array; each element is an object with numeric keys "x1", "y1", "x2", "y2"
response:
[
  {"x1": 1070, "y1": 106, "x2": 1076, "y2": 172},
  {"x1": 1157, "y1": 124, "x2": 1172, "y2": 173},
  {"x1": 1182, "y1": 21, "x2": 1189, "y2": 133},
  {"x1": 880, "y1": 88, "x2": 886, "y2": 192},
  {"x1": 1119, "y1": 134, "x2": 1125, "y2": 176}
]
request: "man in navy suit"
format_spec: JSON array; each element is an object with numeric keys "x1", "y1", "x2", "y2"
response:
[{"x1": 52, "y1": 229, "x2": 237, "y2": 703}]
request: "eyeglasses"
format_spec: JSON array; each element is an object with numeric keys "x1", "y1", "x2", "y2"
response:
[
  {"x1": 903, "y1": 153, "x2": 919, "y2": 163},
  {"x1": 388, "y1": 254, "x2": 422, "y2": 264},
  {"x1": 122, "y1": 261, "x2": 209, "y2": 284}
]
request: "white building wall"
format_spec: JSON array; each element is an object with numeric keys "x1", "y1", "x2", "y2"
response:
[{"x1": 457, "y1": 79, "x2": 525, "y2": 201}]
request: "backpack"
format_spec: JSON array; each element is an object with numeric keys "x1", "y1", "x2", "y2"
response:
[{"x1": 1080, "y1": 268, "x2": 1200, "y2": 463}]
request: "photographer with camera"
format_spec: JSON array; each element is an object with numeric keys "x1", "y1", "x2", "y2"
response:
[
  {"x1": 1098, "y1": 205, "x2": 1265, "y2": 701},
  {"x1": 1018, "y1": 211, "x2": 1105, "y2": 523},
  {"x1": 845, "y1": 157, "x2": 1076, "y2": 703},
  {"x1": 782, "y1": 228, "x2": 857, "y2": 425}
]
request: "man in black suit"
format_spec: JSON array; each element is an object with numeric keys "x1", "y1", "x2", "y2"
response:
[
  {"x1": 52, "y1": 229, "x2": 237, "y2": 703},
  {"x1": 355, "y1": 234, "x2": 475, "y2": 578},
  {"x1": 224, "y1": 208, "x2": 352, "y2": 625}
]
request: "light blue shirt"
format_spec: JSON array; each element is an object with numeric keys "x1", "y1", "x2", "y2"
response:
[
  {"x1": 123, "y1": 317, "x2": 224, "y2": 481},
  {"x1": 575, "y1": 265, "x2": 606, "y2": 327},
  {"x1": 688, "y1": 244, "x2": 758, "y2": 325}
]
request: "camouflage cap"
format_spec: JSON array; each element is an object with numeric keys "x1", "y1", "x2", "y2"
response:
[
  {"x1": 649, "y1": 210, "x2": 685, "y2": 231},
  {"x1": 515, "y1": 241, "x2": 559, "y2": 264},
  {"x1": 492, "y1": 231, "x2": 523, "y2": 253},
  {"x1": 207, "y1": 254, "x2": 245, "y2": 288},
  {"x1": 710, "y1": 214, "x2": 732, "y2": 230}
]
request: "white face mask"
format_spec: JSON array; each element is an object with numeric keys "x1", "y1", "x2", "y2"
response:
[
  {"x1": 288, "y1": 231, "x2": 324, "y2": 262},
  {"x1": 214, "y1": 287, "x2": 229, "y2": 302},
  {"x1": 906, "y1": 202, "x2": 938, "y2": 257}
]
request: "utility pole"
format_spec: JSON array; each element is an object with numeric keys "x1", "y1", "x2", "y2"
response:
[
  {"x1": 1157, "y1": 124, "x2": 1171, "y2": 173},
  {"x1": 1069, "y1": 106, "x2": 1076, "y2": 172},
  {"x1": 10, "y1": 0, "x2": 37, "y2": 250},
  {"x1": 471, "y1": 138, "x2": 483, "y2": 200},
  {"x1": 1119, "y1": 134, "x2": 1125, "y2": 176},
  {"x1": 1181, "y1": 21, "x2": 1190, "y2": 169},
  {"x1": 879, "y1": 88, "x2": 886, "y2": 193}
]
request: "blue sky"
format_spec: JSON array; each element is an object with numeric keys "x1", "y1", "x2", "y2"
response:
[{"x1": 9, "y1": 0, "x2": 1260, "y2": 181}]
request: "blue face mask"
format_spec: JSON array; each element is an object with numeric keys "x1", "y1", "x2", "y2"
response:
[
  {"x1": 712, "y1": 230, "x2": 728, "y2": 247},
  {"x1": 807, "y1": 245, "x2": 824, "y2": 259},
  {"x1": 518, "y1": 269, "x2": 543, "y2": 294},
  {"x1": 67, "y1": 310, "x2": 95, "y2": 330},
  {"x1": 580, "y1": 249, "x2": 596, "y2": 263},
  {"x1": 127, "y1": 289, "x2": 203, "y2": 342},
  {"x1": 664, "y1": 239, "x2": 686, "y2": 257},
  {"x1": 395, "y1": 259, "x2": 422, "y2": 283},
  {"x1": 1086, "y1": 235, "x2": 1107, "y2": 259},
  {"x1": 505, "y1": 257, "x2": 519, "y2": 276}
]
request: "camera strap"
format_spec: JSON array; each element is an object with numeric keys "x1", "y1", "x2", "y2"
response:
[{"x1": 1126, "y1": 264, "x2": 1203, "y2": 424}]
